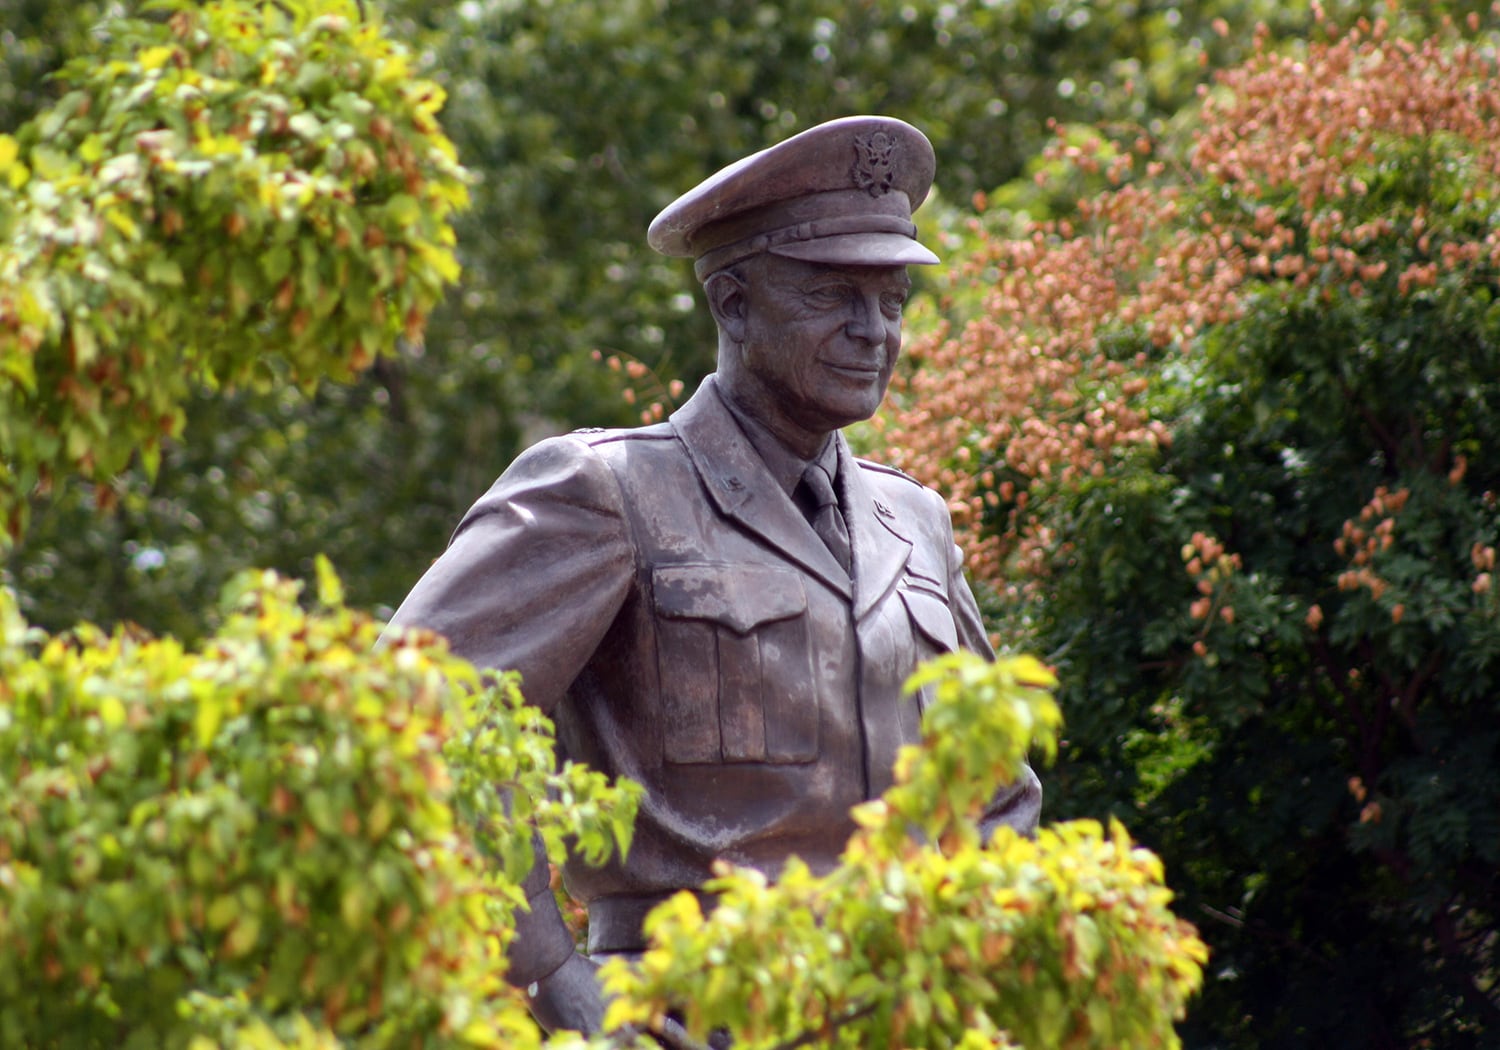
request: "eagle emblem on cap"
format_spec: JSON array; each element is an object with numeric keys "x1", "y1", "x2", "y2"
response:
[{"x1": 851, "y1": 131, "x2": 898, "y2": 197}]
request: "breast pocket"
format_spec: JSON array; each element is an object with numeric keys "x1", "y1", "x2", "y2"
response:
[
  {"x1": 653, "y1": 563, "x2": 819, "y2": 765},
  {"x1": 898, "y1": 583, "x2": 958, "y2": 713}
]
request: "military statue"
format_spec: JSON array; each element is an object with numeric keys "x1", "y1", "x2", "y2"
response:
[{"x1": 384, "y1": 115, "x2": 1042, "y2": 1037}]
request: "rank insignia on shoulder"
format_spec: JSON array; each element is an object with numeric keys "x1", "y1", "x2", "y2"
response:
[{"x1": 573, "y1": 426, "x2": 606, "y2": 434}]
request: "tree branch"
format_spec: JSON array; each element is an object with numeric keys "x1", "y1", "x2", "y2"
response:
[
  {"x1": 1393, "y1": 649, "x2": 1442, "y2": 742},
  {"x1": 1334, "y1": 372, "x2": 1403, "y2": 469},
  {"x1": 1310, "y1": 635, "x2": 1377, "y2": 779},
  {"x1": 768, "y1": 1002, "x2": 880, "y2": 1050}
]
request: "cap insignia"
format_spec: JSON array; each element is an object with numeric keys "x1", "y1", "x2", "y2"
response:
[{"x1": 851, "y1": 131, "x2": 898, "y2": 197}]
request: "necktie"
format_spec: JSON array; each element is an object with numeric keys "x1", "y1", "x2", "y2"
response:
[{"x1": 797, "y1": 462, "x2": 852, "y2": 574}]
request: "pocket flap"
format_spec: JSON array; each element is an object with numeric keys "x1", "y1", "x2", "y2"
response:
[
  {"x1": 653, "y1": 564, "x2": 807, "y2": 634},
  {"x1": 899, "y1": 586, "x2": 958, "y2": 652}
]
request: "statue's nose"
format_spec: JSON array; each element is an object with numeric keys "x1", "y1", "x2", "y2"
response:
[{"x1": 845, "y1": 291, "x2": 885, "y2": 346}]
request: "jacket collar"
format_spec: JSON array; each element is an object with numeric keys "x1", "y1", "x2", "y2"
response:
[
  {"x1": 838, "y1": 438, "x2": 915, "y2": 620},
  {"x1": 671, "y1": 376, "x2": 912, "y2": 615}
]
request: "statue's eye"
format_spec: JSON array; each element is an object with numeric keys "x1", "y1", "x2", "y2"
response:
[
  {"x1": 808, "y1": 284, "x2": 850, "y2": 305},
  {"x1": 880, "y1": 292, "x2": 907, "y2": 318}
]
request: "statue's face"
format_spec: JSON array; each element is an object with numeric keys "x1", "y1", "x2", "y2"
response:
[{"x1": 727, "y1": 255, "x2": 910, "y2": 446}]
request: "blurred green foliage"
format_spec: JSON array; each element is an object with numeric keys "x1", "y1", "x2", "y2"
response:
[{"x1": 4, "y1": 0, "x2": 1377, "y2": 637}]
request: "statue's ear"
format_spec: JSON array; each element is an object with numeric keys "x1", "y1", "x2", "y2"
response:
[{"x1": 704, "y1": 270, "x2": 748, "y2": 343}]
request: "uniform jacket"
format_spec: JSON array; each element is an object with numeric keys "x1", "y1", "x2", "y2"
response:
[{"x1": 385, "y1": 376, "x2": 1041, "y2": 963}]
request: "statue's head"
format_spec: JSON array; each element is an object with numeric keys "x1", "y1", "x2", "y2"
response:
[{"x1": 648, "y1": 117, "x2": 940, "y2": 450}]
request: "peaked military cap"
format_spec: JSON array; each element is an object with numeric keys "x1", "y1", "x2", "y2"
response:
[{"x1": 648, "y1": 115, "x2": 939, "y2": 280}]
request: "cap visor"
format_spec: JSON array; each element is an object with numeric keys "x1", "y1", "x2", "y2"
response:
[{"x1": 770, "y1": 232, "x2": 939, "y2": 267}]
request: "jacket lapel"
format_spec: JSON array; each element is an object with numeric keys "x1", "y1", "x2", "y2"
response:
[
  {"x1": 671, "y1": 379, "x2": 853, "y2": 600},
  {"x1": 837, "y1": 438, "x2": 913, "y2": 620}
]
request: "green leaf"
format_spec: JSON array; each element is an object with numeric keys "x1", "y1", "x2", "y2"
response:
[
  {"x1": 314, "y1": 554, "x2": 343, "y2": 607},
  {"x1": 145, "y1": 256, "x2": 184, "y2": 286}
]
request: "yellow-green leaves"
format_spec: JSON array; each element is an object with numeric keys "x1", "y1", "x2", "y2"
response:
[
  {"x1": 0, "y1": 0, "x2": 471, "y2": 544},
  {"x1": 604, "y1": 655, "x2": 1205, "y2": 1049},
  {"x1": 0, "y1": 567, "x2": 634, "y2": 1048},
  {"x1": 892, "y1": 652, "x2": 1062, "y2": 850},
  {"x1": 0, "y1": 134, "x2": 29, "y2": 191}
]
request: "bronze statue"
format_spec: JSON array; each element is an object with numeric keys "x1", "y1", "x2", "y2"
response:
[{"x1": 384, "y1": 115, "x2": 1042, "y2": 1037}]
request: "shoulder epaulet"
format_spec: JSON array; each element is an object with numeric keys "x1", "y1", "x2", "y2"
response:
[
  {"x1": 855, "y1": 457, "x2": 925, "y2": 488},
  {"x1": 569, "y1": 422, "x2": 675, "y2": 445}
]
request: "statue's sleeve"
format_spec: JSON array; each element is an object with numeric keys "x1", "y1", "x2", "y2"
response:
[
  {"x1": 932, "y1": 488, "x2": 1044, "y2": 838},
  {"x1": 381, "y1": 435, "x2": 635, "y2": 987},
  {"x1": 382, "y1": 435, "x2": 634, "y2": 715}
]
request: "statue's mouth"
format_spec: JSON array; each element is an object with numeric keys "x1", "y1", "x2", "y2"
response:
[{"x1": 822, "y1": 362, "x2": 882, "y2": 377}]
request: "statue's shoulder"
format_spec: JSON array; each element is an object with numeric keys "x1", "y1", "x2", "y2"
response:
[
  {"x1": 854, "y1": 457, "x2": 926, "y2": 490},
  {"x1": 506, "y1": 423, "x2": 678, "y2": 481},
  {"x1": 855, "y1": 457, "x2": 950, "y2": 528},
  {"x1": 489, "y1": 422, "x2": 681, "y2": 509}
]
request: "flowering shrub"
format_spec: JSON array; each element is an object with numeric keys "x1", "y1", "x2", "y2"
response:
[
  {"x1": 876, "y1": 12, "x2": 1500, "y2": 1045},
  {"x1": 883, "y1": 14, "x2": 1500, "y2": 602}
]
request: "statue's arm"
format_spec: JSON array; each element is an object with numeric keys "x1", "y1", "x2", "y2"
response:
[
  {"x1": 382, "y1": 436, "x2": 635, "y2": 1032},
  {"x1": 509, "y1": 841, "x2": 608, "y2": 1033},
  {"x1": 383, "y1": 435, "x2": 635, "y2": 715},
  {"x1": 930, "y1": 488, "x2": 1043, "y2": 838}
]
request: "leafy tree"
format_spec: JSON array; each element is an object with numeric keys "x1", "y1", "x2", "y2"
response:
[
  {"x1": 878, "y1": 11, "x2": 1500, "y2": 1046},
  {"x1": 0, "y1": 0, "x2": 471, "y2": 635}
]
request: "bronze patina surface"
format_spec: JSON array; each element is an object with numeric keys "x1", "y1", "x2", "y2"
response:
[{"x1": 384, "y1": 116, "x2": 1042, "y2": 1039}]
